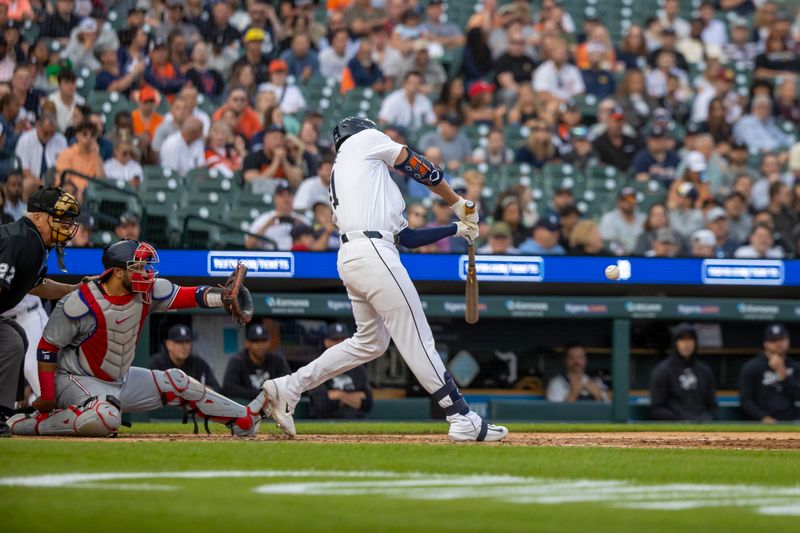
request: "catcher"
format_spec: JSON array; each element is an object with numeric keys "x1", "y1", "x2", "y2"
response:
[{"x1": 7, "y1": 239, "x2": 266, "y2": 437}]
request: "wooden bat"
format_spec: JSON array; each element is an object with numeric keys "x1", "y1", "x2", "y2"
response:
[{"x1": 465, "y1": 200, "x2": 479, "y2": 324}]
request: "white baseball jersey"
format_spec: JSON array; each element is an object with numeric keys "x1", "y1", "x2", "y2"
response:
[{"x1": 330, "y1": 128, "x2": 408, "y2": 235}]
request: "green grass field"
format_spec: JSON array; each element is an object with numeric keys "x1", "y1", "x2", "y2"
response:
[{"x1": 2, "y1": 422, "x2": 800, "y2": 532}]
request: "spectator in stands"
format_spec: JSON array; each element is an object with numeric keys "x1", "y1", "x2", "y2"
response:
[
  {"x1": 494, "y1": 28, "x2": 537, "y2": 104},
  {"x1": 754, "y1": 31, "x2": 800, "y2": 80},
  {"x1": 645, "y1": 227, "x2": 680, "y2": 257},
  {"x1": 649, "y1": 323, "x2": 717, "y2": 421},
  {"x1": 157, "y1": 0, "x2": 200, "y2": 43},
  {"x1": 344, "y1": 39, "x2": 387, "y2": 92},
  {"x1": 378, "y1": 71, "x2": 436, "y2": 131},
  {"x1": 201, "y1": 0, "x2": 241, "y2": 48},
  {"x1": 472, "y1": 128, "x2": 514, "y2": 166},
  {"x1": 319, "y1": 28, "x2": 351, "y2": 80},
  {"x1": 401, "y1": 42, "x2": 447, "y2": 97},
  {"x1": 546, "y1": 343, "x2": 609, "y2": 402},
  {"x1": 634, "y1": 203, "x2": 670, "y2": 255},
  {"x1": 557, "y1": 205, "x2": 581, "y2": 251},
  {"x1": 704, "y1": 206, "x2": 739, "y2": 258},
  {"x1": 204, "y1": 121, "x2": 241, "y2": 179},
  {"x1": 418, "y1": 113, "x2": 471, "y2": 170},
  {"x1": 493, "y1": 195, "x2": 529, "y2": 247},
  {"x1": 308, "y1": 322, "x2": 373, "y2": 419},
  {"x1": 696, "y1": 1, "x2": 727, "y2": 47},
  {"x1": 280, "y1": 33, "x2": 319, "y2": 82},
  {"x1": 95, "y1": 47, "x2": 145, "y2": 95},
  {"x1": 733, "y1": 95, "x2": 793, "y2": 152},
  {"x1": 47, "y1": 69, "x2": 84, "y2": 134},
  {"x1": 243, "y1": 124, "x2": 303, "y2": 187},
  {"x1": 671, "y1": 151, "x2": 713, "y2": 209},
  {"x1": 71, "y1": 211, "x2": 93, "y2": 247},
  {"x1": 478, "y1": 222, "x2": 518, "y2": 255},
  {"x1": 460, "y1": 27, "x2": 492, "y2": 85},
  {"x1": 212, "y1": 86, "x2": 262, "y2": 142},
  {"x1": 185, "y1": 42, "x2": 224, "y2": 99},
  {"x1": 115, "y1": 211, "x2": 141, "y2": 241},
  {"x1": 153, "y1": 98, "x2": 195, "y2": 161},
  {"x1": 149, "y1": 324, "x2": 221, "y2": 391},
  {"x1": 616, "y1": 69, "x2": 658, "y2": 131},
  {"x1": 724, "y1": 18, "x2": 758, "y2": 70},
  {"x1": 257, "y1": 59, "x2": 307, "y2": 115},
  {"x1": 132, "y1": 86, "x2": 164, "y2": 144},
  {"x1": 616, "y1": 24, "x2": 648, "y2": 70},
  {"x1": 1, "y1": 171, "x2": 24, "y2": 221},
  {"x1": 514, "y1": 120, "x2": 557, "y2": 169},
  {"x1": 740, "y1": 323, "x2": 800, "y2": 423},
  {"x1": 657, "y1": 0, "x2": 690, "y2": 39},
  {"x1": 630, "y1": 126, "x2": 679, "y2": 185},
  {"x1": 519, "y1": 214, "x2": 565, "y2": 255},
  {"x1": 560, "y1": 126, "x2": 595, "y2": 171},
  {"x1": 647, "y1": 28, "x2": 689, "y2": 72},
  {"x1": 223, "y1": 322, "x2": 290, "y2": 400},
  {"x1": 63, "y1": 17, "x2": 101, "y2": 72},
  {"x1": 600, "y1": 187, "x2": 646, "y2": 255},
  {"x1": 766, "y1": 182, "x2": 798, "y2": 253},
  {"x1": 775, "y1": 77, "x2": 800, "y2": 123},
  {"x1": 247, "y1": 180, "x2": 310, "y2": 250},
  {"x1": 54, "y1": 119, "x2": 104, "y2": 200},
  {"x1": 463, "y1": 80, "x2": 504, "y2": 128},
  {"x1": 434, "y1": 77, "x2": 465, "y2": 122},
  {"x1": 533, "y1": 38, "x2": 585, "y2": 107},
  {"x1": 723, "y1": 191, "x2": 752, "y2": 243},
  {"x1": 160, "y1": 116, "x2": 205, "y2": 176},
  {"x1": 581, "y1": 42, "x2": 615, "y2": 100},
  {"x1": 294, "y1": 154, "x2": 333, "y2": 211},
  {"x1": 11, "y1": 65, "x2": 42, "y2": 120},
  {"x1": 14, "y1": 112, "x2": 65, "y2": 194},
  {"x1": 751, "y1": 153, "x2": 791, "y2": 211},
  {"x1": 232, "y1": 28, "x2": 271, "y2": 86},
  {"x1": 143, "y1": 37, "x2": 185, "y2": 98},
  {"x1": 369, "y1": 24, "x2": 404, "y2": 83},
  {"x1": 592, "y1": 105, "x2": 639, "y2": 172},
  {"x1": 734, "y1": 223, "x2": 785, "y2": 258},
  {"x1": 104, "y1": 133, "x2": 143, "y2": 187},
  {"x1": 422, "y1": 0, "x2": 463, "y2": 50},
  {"x1": 569, "y1": 220, "x2": 604, "y2": 255},
  {"x1": 690, "y1": 229, "x2": 717, "y2": 257},
  {"x1": 40, "y1": 0, "x2": 79, "y2": 42},
  {"x1": 668, "y1": 182, "x2": 704, "y2": 240}
]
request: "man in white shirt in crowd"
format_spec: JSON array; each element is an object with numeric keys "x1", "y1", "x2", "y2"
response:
[
  {"x1": 735, "y1": 224, "x2": 785, "y2": 259},
  {"x1": 103, "y1": 135, "x2": 144, "y2": 187},
  {"x1": 160, "y1": 117, "x2": 205, "y2": 175},
  {"x1": 293, "y1": 155, "x2": 333, "y2": 211},
  {"x1": 319, "y1": 28, "x2": 351, "y2": 79},
  {"x1": 378, "y1": 70, "x2": 436, "y2": 131},
  {"x1": 257, "y1": 59, "x2": 307, "y2": 115},
  {"x1": 246, "y1": 180, "x2": 310, "y2": 251},
  {"x1": 533, "y1": 38, "x2": 585, "y2": 106},
  {"x1": 152, "y1": 96, "x2": 191, "y2": 153},
  {"x1": 46, "y1": 69, "x2": 84, "y2": 133},
  {"x1": 657, "y1": 0, "x2": 690, "y2": 39},
  {"x1": 14, "y1": 113, "x2": 67, "y2": 196},
  {"x1": 698, "y1": 1, "x2": 727, "y2": 47},
  {"x1": 599, "y1": 187, "x2": 646, "y2": 255},
  {"x1": 546, "y1": 344, "x2": 609, "y2": 402},
  {"x1": 418, "y1": 112, "x2": 472, "y2": 170}
]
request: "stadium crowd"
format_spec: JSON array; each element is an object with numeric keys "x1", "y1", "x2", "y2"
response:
[{"x1": 0, "y1": 0, "x2": 797, "y2": 258}]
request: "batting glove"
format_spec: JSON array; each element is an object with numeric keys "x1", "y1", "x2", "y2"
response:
[
  {"x1": 455, "y1": 221, "x2": 479, "y2": 243},
  {"x1": 450, "y1": 198, "x2": 479, "y2": 224}
]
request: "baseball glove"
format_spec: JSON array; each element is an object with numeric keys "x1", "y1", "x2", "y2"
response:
[{"x1": 221, "y1": 263, "x2": 254, "y2": 327}]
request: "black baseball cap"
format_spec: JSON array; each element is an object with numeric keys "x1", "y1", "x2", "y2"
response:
[
  {"x1": 325, "y1": 322, "x2": 350, "y2": 340},
  {"x1": 265, "y1": 124, "x2": 286, "y2": 135},
  {"x1": 290, "y1": 223, "x2": 314, "y2": 241},
  {"x1": 618, "y1": 186, "x2": 637, "y2": 200},
  {"x1": 535, "y1": 214, "x2": 560, "y2": 232},
  {"x1": 441, "y1": 112, "x2": 461, "y2": 126},
  {"x1": 117, "y1": 211, "x2": 139, "y2": 226},
  {"x1": 246, "y1": 323, "x2": 270, "y2": 341},
  {"x1": 275, "y1": 180, "x2": 292, "y2": 194},
  {"x1": 167, "y1": 324, "x2": 192, "y2": 342},
  {"x1": 648, "y1": 125, "x2": 667, "y2": 138},
  {"x1": 764, "y1": 323, "x2": 788, "y2": 342}
]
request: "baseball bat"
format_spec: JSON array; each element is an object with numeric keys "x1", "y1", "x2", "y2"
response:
[{"x1": 465, "y1": 200, "x2": 479, "y2": 324}]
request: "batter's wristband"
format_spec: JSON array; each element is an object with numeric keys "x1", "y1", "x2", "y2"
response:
[{"x1": 39, "y1": 369, "x2": 55, "y2": 402}]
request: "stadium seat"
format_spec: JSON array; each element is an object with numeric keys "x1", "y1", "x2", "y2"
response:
[
  {"x1": 83, "y1": 180, "x2": 141, "y2": 231},
  {"x1": 141, "y1": 204, "x2": 179, "y2": 248}
]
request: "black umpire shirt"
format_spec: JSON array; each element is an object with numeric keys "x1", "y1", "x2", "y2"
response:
[
  {"x1": 222, "y1": 351, "x2": 290, "y2": 400},
  {"x1": 0, "y1": 217, "x2": 48, "y2": 314},
  {"x1": 148, "y1": 351, "x2": 223, "y2": 392},
  {"x1": 739, "y1": 353, "x2": 800, "y2": 421}
]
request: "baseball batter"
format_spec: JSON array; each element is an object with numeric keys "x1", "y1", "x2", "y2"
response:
[
  {"x1": 8, "y1": 240, "x2": 266, "y2": 437},
  {"x1": 262, "y1": 117, "x2": 508, "y2": 442}
]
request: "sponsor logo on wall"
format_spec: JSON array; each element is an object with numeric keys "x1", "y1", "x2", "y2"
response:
[
  {"x1": 505, "y1": 300, "x2": 549, "y2": 317},
  {"x1": 326, "y1": 300, "x2": 352, "y2": 312},
  {"x1": 564, "y1": 303, "x2": 608, "y2": 315},
  {"x1": 266, "y1": 296, "x2": 310, "y2": 314},
  {"x1": 676, "y1": 304, "x2": 721, "y2": 316},
  {"x1": 736, "y1": 303, "x2": 780, "y2": 320},
  {"x1": 624, "y1": 302, "x2": 662, "y2": 318}
]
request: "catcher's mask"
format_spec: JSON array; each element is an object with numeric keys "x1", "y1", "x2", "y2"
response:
[
  {"x1": 27, "y1": 186, "x2": 81, "y2": 271},
  {"x1": 101, "y1": 240, "x2": 159, "y2": 303}
]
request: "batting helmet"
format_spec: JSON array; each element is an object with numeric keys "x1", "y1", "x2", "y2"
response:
[
  {"x1": 101, "y1": 240, "x2": 160, "y2": 303},
  {"x1": 333, "y1": 116, "x2": 377, "y2": 151}
]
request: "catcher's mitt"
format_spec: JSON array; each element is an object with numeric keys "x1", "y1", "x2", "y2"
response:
[{"x1": 221, "y1": 263, "x2": 254, "y2": 326}]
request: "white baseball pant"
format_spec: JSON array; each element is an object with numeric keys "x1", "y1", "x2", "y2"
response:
[
  {"x1": 2, "y1": 295, "x2": 47, "y2": 403},
  {"x1": 279, "y1": 237, "x2": 449, "y2": 407}
]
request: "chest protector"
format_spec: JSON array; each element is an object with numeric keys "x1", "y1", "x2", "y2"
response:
[{"x1": 71, "y1": 283, "x2": 149, "y2": 381}]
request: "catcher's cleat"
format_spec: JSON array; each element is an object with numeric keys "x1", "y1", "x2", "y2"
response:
[
  {"x1": 447, "y1": 411, "x2": 508, "y2": 443},
  {"x1": 262, "y1": 379, "x2": 296, "y2": 438}
]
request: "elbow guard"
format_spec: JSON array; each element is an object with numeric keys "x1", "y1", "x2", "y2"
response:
[{"x1": 394, "y1": 148, "x2": 444, "y2": 186}]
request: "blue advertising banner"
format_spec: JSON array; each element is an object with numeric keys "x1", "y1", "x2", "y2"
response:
[{"x1": 49, "y1": 249, "x2": 800, "y2": 287}]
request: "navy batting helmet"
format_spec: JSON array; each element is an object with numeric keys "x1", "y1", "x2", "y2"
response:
[
  {"x1": 102, "y1": 240, "x2": 142, "y2": 270},
  {"x1": 333, "y1": 116, "x2": 377, "y2": 151}
]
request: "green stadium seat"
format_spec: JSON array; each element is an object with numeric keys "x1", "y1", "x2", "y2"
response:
[
  {"x1": 83, "y1": 179, "x2": 141, "y2": 231},
  {"x1": 141, "y1": 204, "x2": 179, "y2": 248}
]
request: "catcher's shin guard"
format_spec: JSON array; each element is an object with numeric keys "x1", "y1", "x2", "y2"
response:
[
  {"x1": 8, "y1": 396, "x2": 121, "y2": 437},
  {"x1": 154, "y1": 369, "x2": 266, "y2": 436}
]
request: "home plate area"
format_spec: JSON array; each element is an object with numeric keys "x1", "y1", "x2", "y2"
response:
[{"x1": 2, "y1": 470, "x2": 799, "y2": 517}]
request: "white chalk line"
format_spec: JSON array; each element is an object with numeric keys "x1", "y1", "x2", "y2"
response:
[{"x1": 1, "y1": 470, "x2": 799, "y2": 516}]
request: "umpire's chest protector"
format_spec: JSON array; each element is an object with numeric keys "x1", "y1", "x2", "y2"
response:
[{"x1": 64, "y1": 283, "x2": 148, "y2": 381}]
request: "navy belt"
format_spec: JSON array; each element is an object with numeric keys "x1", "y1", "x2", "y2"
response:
[{"x1": 340, "y1": 231, "x2": 396, "y2": 245}]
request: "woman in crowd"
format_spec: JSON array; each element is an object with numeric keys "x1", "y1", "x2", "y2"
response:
[
  {"x1": 434, "y1": 77, "x2": 465, "y2": 121},
  {"x1": 616, "y1": 25, "x2": 648, "y2": 70},
  {"x1": 633, "y1": 202, "x2": 671, "y2": 255},
  {"x1": 515, "y1": 121, "x2": 558, "y2": 168},
  {"x1": 461, "y1": 27, "x2": 493, "y2": 84},
  {"x1": 507, "y1": 84, "x2": 539, "y2": 127},
  {"x1": 617, "y1": 69, "x2": 659, "y2": 130},
  {"x1": 493, "y1": 194, "x2": 530, "y2": 247},
  {"x1": 702, "y1": 97, "x2": 733, "y2": 143},
  {"x1": 205, "y1": 121, "x2": 242, "y2": 178},
  {"x1": 570, "y1": 220, "x2": 606, "y2": 255}
]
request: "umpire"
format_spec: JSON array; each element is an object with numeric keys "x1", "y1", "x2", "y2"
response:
[{"x1": 0, "y1": 186, "x2": 81, "y2": 436}]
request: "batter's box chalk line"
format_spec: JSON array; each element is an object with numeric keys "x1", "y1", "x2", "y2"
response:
[{"x1": 2, "y1": 470, "x2": 799, "y2": 516}]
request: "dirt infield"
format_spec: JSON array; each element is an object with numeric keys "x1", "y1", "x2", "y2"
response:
[{"x1": 14, "y1": 432, "x2": 800, "y2": 449}]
